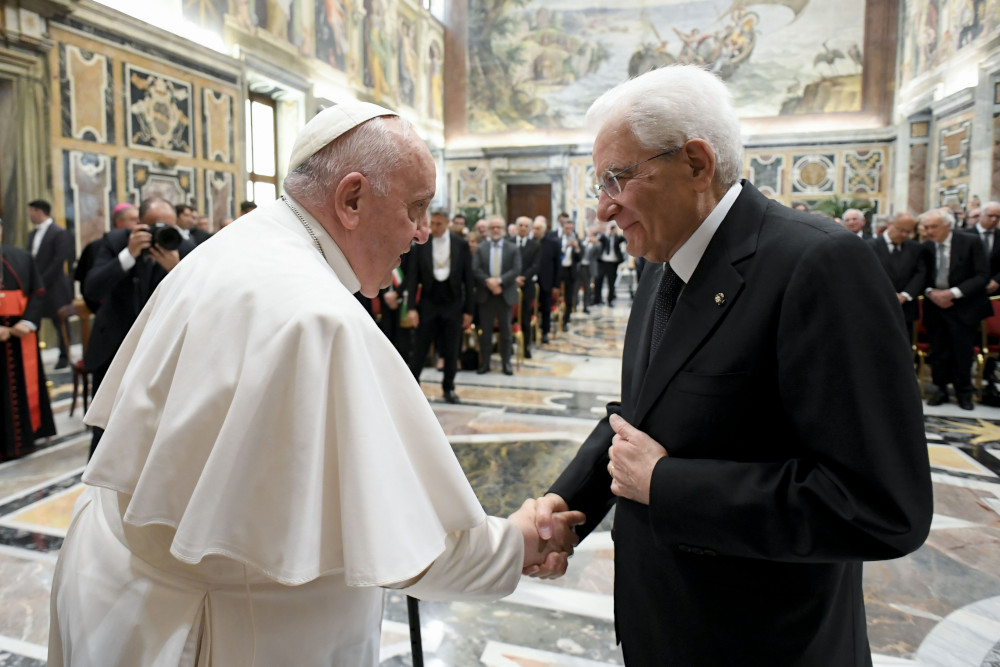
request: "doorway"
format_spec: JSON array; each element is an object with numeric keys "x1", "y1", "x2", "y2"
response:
[{"x1": 507, "y1": 183, "x2": 551, "y2": 226}]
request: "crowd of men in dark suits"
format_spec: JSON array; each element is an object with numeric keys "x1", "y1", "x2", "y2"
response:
[
  {"x1": 864, "y1": 202, "x2": 1000, "y2": 410},
  {"x1": 373, "y1": 208, "x2": 629, "y2": 404}
]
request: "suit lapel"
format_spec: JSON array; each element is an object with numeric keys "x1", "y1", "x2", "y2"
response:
[{"x1": 629, "y1": 181, "x2": 763, "y2": 426}]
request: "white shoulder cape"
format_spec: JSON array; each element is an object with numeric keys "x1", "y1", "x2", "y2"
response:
[{"x1": 84, "y1": 199, "x2": 486, "y2": 587}]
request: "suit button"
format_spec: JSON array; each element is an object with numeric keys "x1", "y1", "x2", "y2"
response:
[
  {"x1": 690, "y1": 547, "x2": 705, "y2": 555},
  {"x1": 703, "y1": 549, "x2": 717, "y2": 557},
  {"x1": 678, "y1": 544, "x2": 691, "y2": 553}
]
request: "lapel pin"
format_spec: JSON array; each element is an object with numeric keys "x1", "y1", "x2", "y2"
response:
[{"x1": 714, "y1": 293, "x2": 725, "y2": 306}]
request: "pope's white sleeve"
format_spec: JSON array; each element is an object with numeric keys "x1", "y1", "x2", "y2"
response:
[{"x1": 402, "y1": 516, "x2": 523, "y2": 601}]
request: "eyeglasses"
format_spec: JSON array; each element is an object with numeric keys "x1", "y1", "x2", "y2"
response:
[{"x1": 595, "y1": 147, "x2": 681, "y2": 200}]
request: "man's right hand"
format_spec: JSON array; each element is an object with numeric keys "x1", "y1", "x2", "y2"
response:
[
  {"x1": 127, "y1": 224, "x2": 152, "y2": 258},
  {"x1": 522, "y1": 493, "x2": 586, "y2": 579},
  {"x1": 407, "y1": 310, "x2": 420, "y2": 328}
]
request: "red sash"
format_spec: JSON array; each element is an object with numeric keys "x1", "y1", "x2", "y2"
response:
[{"x1": 1, "y1": 290, "x2": 41, "y2": 431}]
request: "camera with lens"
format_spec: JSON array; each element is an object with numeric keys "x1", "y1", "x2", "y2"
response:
[{"x1": 146, "y1": 221, "x2": 182, "y2": 252}]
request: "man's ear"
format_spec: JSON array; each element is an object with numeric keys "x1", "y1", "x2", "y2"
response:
[
  {"x1": 682, "y1": 139, "x2": 717, "y2": 193},
  {"x1": 334, "y1": 172, "x2": 366, "y2": 231}
]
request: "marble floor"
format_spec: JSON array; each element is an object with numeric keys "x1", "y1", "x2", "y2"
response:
[{"x1": 2, "y1": 295, "x2": 1000, "y2": 666}]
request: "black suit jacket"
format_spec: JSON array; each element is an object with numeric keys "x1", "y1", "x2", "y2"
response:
[
  {"x1": 868, "y1": 236, "x2": 926, "y2": 322},
  {"x1": 922, "y1": 232, "x2": 992, "y2": 327},
  {"x1": 535, "y1": 234, "x2": 561, "y2": 291},
  {"x1": 190, "y1": 228, "x2": 213, "y2": 245},
  {"x1": 27, "y1": 223, "x2": 73, "y2": 317},
  {"x1": 598, "y1": 233, "x2": 626, "y2": 264},
  {"x1": 517, "y1": 237, "x2": 541, "y2": 280},
  {"x1": 962, "y1": 227, "x2": 1000, "y2": 284},
  {"x1": 405, "y1": 233, "x2": 474, "y2": 316},
  {"x1": 83, "y1": 228, "x2": 196, "y2": 372},
  {"x1": 550, "y1": 182, "x2": 931, "y2": 665}
]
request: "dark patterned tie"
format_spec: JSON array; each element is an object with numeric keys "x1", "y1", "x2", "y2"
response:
[{"x1": 650, "y1": 263, "x2": 684, "y2": 360}]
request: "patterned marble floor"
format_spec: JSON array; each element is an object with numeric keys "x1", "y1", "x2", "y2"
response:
[{"x1": 2, "y1": 297, "x2": 1000, "y2": 666}]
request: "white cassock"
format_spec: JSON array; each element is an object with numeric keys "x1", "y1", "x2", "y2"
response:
[{"x1": 48, "y1": 198, "x2": 524, "y2": 666}]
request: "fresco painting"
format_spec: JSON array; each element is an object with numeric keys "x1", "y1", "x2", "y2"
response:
[
  {"x1": 901, "y1": 0, "x2": 1000, "y2": 87},
  {"x1": 467, "y1": 0, "x2": 868, "y2": 133},
  {"x1": 316, "y1": 0, "x2": 350, "y2": 71}
]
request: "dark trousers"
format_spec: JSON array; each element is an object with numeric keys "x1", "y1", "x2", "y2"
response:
[
  {"x1": 520, "y1": 281, "x2": 536, "y2": 353},
  {"x1": 559, "y1": 266, "x2": 576, "y2": 325},
  {"x1": 926, "y1": 309, "x2": 977, "y2": 397},
  {"x1": 45, "y1": 315, "x2": 69, "y2": 360},
  {"x1": 478, "y1": 295, "x2": 513, "y2": 367},
  {"x1": 88, "y1": 364, "x2": 109, "y2": 459},
  {"x1": 538, "y1": 282, "x2": 554, "y2": 336},
  {"x1": 409, "y1": 300, "x2": 463, "y2": 391},
  {"x1": 578, "y1": 264, "x2": 593, "y2": 310},
  {"x1": 596, "y1": 261, "x2": 620, "y2": 305}
]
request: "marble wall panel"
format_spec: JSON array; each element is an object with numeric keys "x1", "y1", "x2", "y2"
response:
[
  {"x1": 127, "y1": 159, "x2": 196, "y2": 207},
  {"x1": 125, "y1": 64, "x2": 193, "y2": 156},
  {"x1": 457, "y1": 165, "x2": 488, "y2": 204},
  {"x1": 791, "y1": 153, "x2": 837, "y2": 194},
  {"x1": 205, "y1": 169, "x2": 234, "y2": 227},
  {"x1": 909, "y1": 143, "x2": 929, "y2": 214},
  {"x1": 938, "y1": 118, "x2": 971, "y2": 181},
  {"x1": 62, "y1": 150, "x2": 115, "y2": 249},
  {"x1": 202, "y1": 89, "x2": 234, "y2": 163},
  {"x1": 60, "y1": 45, "x2": 113, "y2": 144},
  {"x1": 937, "y1": 183, "x2": 969, "y2": 209},
  {"x1": 748, "y1": 155, "x2": 784, "y2": 198},
  {"x1": 843, "y1": 149, "x2": 884, "y2": 195}
]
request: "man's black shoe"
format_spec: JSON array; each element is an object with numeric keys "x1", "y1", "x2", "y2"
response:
[
  {"x1": 55, "y1": 357, "x2": 69, "y2": 370},
  {"x1": 541, "y1": 334, "x2": 549, "y2": 344},
  {"x1": 524, "y1": 349, "x2": 532, "y2": 359},
  {"x1": 443, "y1": 390, "x2": 461, "y2": 404},
  {"x1": 958, "y1": 395, "x2": 974, "y2": 410},
  {"x1": 927, "y1": 389, "x2": 948, "y2": 406},
  {"x1": 477, "y1": 366, "x2": 489, "y2": 375},
  {"x1": 502, "y1": 363, "x2": 514, "y2": 375}
]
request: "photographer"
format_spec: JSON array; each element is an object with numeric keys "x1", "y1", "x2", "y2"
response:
[{"x1": 83, "y1": 197, "x2": 195, "y2": 457}]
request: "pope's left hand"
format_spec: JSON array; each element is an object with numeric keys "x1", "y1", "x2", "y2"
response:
[{"x1": 607, "y1": 414, "x2": 668, "y2": 505}]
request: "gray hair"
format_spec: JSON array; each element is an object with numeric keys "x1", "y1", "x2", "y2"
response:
[
  {"x1": 284, "y1": 116, "x2": 411, "y2": 204},
  {"x1": 920, "y1": 208, "x2": 954, "y2": 227},
  {"x1": 586, "y1": 64, "x2": 744, "y2": 187}
]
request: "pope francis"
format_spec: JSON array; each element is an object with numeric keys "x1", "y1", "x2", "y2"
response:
[{"x1": 48, "y1": 101, "x2": 583, "y2": 666}]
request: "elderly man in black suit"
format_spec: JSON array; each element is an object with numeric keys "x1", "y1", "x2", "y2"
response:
[
  {"x1": 472, "y1": 216, "x2": 521, "y2": 375},
  {"x1": 405, "y1": 209, "x2": 474, "y2": 403},
  {"x1": 26, "y1": 199, "x2": 73, "y2": 368},
  {"x1": 526, "y1": 64, "x2": 932, "y2": 665},
  {"x1": 923, "y1": 207, "x2": 991, "y2": 410},
  {"x1": 972, "y1": 200, "x2": 1000, "y2": 294},
  {"x1": 870, "y1": 212, "x2": 926, "y2": 328},
  {"x1": 83, "y1": 197, "x2": 196, "y2": 456},
  {"x1": 513, "y1": 216, "x2": 540, "y2": 358}
]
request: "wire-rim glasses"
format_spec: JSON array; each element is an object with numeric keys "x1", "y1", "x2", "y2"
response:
[{"x1": 596, "y1": 147, "x2": 681, "y2": 200}]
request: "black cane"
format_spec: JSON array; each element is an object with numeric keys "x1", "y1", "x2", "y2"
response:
[{"x1": 406, "y1": 595, "x2": 424, "y2": 667}]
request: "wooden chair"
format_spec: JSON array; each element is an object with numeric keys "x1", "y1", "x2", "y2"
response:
[
  {"x1": 913, "y1": 297, "x2": 930, "y2": 397},
  {"x1": 511, "y1": 287, "x2": 525, "y2": 370},
  {"x1": 56, "y1": 299, "x2": 92, "y2": 417}
]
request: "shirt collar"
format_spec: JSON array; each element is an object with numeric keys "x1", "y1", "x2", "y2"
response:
[
  {"x1": 668, "y1": 181, "x2": 742, "y2": 283},
  {"x1": 285, "y1": 195, "x2": 361, "y2": 295},
  {"x1": 432, "y1": 230, "x2": 450, "y2": 246},
  {"x1": 977, "y1": 223, "x2": 992, "y2": 236}
]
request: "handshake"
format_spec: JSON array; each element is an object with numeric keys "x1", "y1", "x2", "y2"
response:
[{"x1": 508, "y1": 494, "x2": 585, "y2": 579}]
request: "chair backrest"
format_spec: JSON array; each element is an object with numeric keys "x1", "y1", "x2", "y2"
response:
[
  {"x1": 56, "y1": 300, "x2": 94, "y2": 360},
  {"x1": 984, "y1": 296, "x2": 1000, "y2": 344}
]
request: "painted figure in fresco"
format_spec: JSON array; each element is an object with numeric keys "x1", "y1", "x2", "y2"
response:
[
  {"x1": 363, "y1": 0, "x2": 392, "y2": 101},
  {"x1": 317, "y1": 0, "x2": 348, "y2": 70},
  {"x1": 428, "y1": 41, "x2": 443, "y2": 121},
  {"x1": 398, "y1": 18, "x2": 417, "y2": 108}
]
